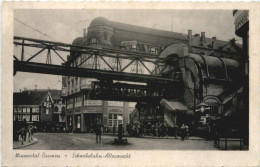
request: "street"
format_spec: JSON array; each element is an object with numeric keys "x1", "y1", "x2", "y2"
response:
[{"x1": 18, "y1": 133, "x2": 218, "y2": 150}]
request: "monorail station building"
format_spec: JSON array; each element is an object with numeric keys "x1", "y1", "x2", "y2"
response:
[{"x1": 63, "y1": 17, "x2": 247, "y2": 134}]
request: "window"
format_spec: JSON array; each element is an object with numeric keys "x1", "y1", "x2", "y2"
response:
[
  {"x1": 108, "y1": 120, "x2": 113, "y2": 126},
  {"x1": 77, "y1": 116, "x2": 81, "y2": 128},
  {"x1": 54, "y1": 106, "x2": 59, "y2": 112},
  {"x1": 46, "y1": 108, "x2": 49, "y2": 115},
  {"x1": 32, "y1": 115, "x2": 39, "y2": 121},
  {"x1": 32, "y1": 107, "x2": 39, "y2": 113},
  {"x1": 17, "y1": 107, "x2": 22, "y2": 113},
  {"x1": 89, "y1": 38, "x2": 99, "y2": 45},
  {"x1": 23, "y1": 115, "x2": 30, "y2": 121},
  {"x1": 22, "y1": 107, "x2": 26, "y2": 113},
  {"x1": 132, "y1": 45, "x2": 137, "y2": 51},
  {"x1": 108, "y1": 114, "x2": 123, "y2": 127},
  {"x1": 67, "y1": 98, "x2": 74, "y2": 109},
  {"x1": 75, "y1": 96, "x2": 82, "y2": 108},
  {"x1": 150, "y1": 47, "x2": 158, "y2": 54},
  {"x1": 14, "y1": 108, "x2": 18, "y2": 113}
]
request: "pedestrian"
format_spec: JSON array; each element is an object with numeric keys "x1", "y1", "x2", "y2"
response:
[
  {"x1": 155, "y1": 123, "x2": 159, "y2": 137},
  {"x1": 27, "y1": 125, "x2": 33, "y2": 142},
  {"x1": 126, "y1": 123, "x2": 130, "y2": 135},
  {"x1": 185, "y1": 124, "x2": 189, "y2": 139},
  {"x1": 212, "y1": 122, "x2": 220, "y2": 148},
  {"x1": 13, "y1": 117, "x2": 19, "y2": 141},
  {"x1": 165, "y1": 126, "x2": 169, "y2": 137},
  {"x1": 94, "y1": 119, "x2": 103, "y2": 143},
  {"x1": 113, "y1": 125, "x2": 116, "y2": 135},
  {"x1": 180, "y1": 124, "x2": 186, "y2": 141},
  {"x1": 20, "y1": 118, "x2": 28, "y2": 145}
]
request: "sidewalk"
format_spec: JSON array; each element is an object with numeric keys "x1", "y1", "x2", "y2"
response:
[
  {"x1": 13, "y1": 137, "x2": 38, "y2": 149},
  {"x1": 103, "y1": 133, "x2": 204, "y2": 140}
]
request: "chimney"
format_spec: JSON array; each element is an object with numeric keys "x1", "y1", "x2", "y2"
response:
[
  {"x1": 212, "y1": 37, "x2": 216, "y2": 49},
  {"x1": 188, "y1": 30, "x2": 192, "y2": 42},
  {"x1": 201, "y1": 32, "x2": 206, "y2": 46},
  {"x1": 83, "y1": 29, "x2": 86, "y2": 37}
]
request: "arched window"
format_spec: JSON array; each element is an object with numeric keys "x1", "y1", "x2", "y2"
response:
[{"x1": 55, "y1": 106, "x2": 59, "y2": 112}]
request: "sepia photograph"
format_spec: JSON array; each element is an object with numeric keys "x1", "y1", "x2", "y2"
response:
[{"x1": 12, "y1": 9, "x2": 249, "y2": 151}]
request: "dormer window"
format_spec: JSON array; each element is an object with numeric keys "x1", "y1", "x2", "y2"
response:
[
  {"x1": 150, "y1": 47, "x2": 158, "y2": 54},
  {"x1": 89, "y1": 38, "x2": 99, "y2": 45},
  {"x1": 132, "y1": 45, "x2": 137, "y2": 51}
]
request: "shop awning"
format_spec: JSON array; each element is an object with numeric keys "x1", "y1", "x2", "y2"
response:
[
  {"x1": 160, "y1": 99, "x2": 188, "y2": 111},
  {"x1": 160, "y1": 99, "x2": 194, "y2": 115}
]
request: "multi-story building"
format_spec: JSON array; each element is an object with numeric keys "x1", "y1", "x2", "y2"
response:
[
  {"x1": 13, "y1": 89, "x2": 65, "y2": 132},
  {"x1": 49, "y1": 90, "x2": 66, "y2": 127},
  {"x1": 63, "y1": 17, "x2": 243, "y2": 132}
]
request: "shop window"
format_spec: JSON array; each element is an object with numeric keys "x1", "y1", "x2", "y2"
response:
[{"x1": 108, "y1": 114, "x2": 123, "y2": 127}]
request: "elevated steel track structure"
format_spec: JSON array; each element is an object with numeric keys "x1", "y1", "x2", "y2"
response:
[{"x1": 13, "y1": 36, "x2": 182, "y2": 101}]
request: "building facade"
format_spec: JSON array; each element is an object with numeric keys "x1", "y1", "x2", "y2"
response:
[
  {"x1": 13, "y1": 89, "x2": 65, "y2": 132},
  {"x1": 63, "y1": 17, "x2": 243, "y2": 132},
  {"x1": 49, "y1": 90, "x2": 66, "y2": 127}
]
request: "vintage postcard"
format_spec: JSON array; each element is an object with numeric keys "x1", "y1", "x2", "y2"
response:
[{"x1": 2, "y1": 2, "x2": 260, "y2": 166}]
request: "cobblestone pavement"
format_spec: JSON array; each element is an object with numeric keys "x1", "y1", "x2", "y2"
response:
[{"x1": 18, "y1": 133, "x2": 219, "y2": 150}]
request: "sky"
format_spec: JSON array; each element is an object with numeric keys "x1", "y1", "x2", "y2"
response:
[{"x1": 13, "y1": 9, "x2": 241, "y2": 92}]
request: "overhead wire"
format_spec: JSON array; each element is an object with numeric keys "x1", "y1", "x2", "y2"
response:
[
  {"x1": 14, "y1": 18, "x2": 56, "y2": 41},
  {"x1": 15, "y1": 18, "x2": 64, "y2": 88}
]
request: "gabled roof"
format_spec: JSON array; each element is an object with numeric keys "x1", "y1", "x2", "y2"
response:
[
  {"x1": 48, "y1": 90, "x2": 62, "y2": 101},
  {"x1": 13, "y1": 91, "x2": 48, "y2": 106},
  {"x1": 13, "y1": 89, "x2": 62, "y2": 106}
]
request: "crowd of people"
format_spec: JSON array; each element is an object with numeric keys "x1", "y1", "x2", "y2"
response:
[
  {"x1": 126, "y1": 122, "x2": 190, "y2": 140},
  {"x1": 13, "y1": 118, "x2": 37, "y2": 144}
]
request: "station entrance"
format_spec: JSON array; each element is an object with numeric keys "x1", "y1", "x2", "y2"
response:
[{"x1": 84, "y1": 113, "x2": 103, "y2": 133}]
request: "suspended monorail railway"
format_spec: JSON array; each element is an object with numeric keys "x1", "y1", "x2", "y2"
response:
[{"x1": 13, "y1": 36, "x2": 248, "y2": 138}]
